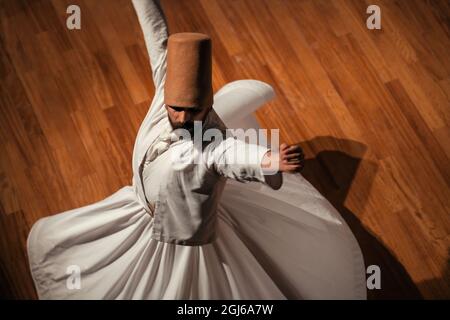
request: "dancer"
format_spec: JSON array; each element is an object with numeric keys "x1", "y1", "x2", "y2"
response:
[{"x1": 27, "y1": 0, "x2": 366, "y2": 299}]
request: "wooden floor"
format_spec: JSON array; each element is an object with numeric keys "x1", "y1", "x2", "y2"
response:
[{"x1": 0, "y1": 0, "x2": 449, "y2": 299}]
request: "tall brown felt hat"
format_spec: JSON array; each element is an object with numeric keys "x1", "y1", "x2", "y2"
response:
[{"x1": 164, "y1": 32, "x2": 213, "y2": 109}]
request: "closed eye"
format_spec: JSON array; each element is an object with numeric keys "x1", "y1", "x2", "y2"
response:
[
  {"x1": 169, "y1": 105, "x2": 202, "y2": 113},
  {"x1": 168, "y1": 106, "x2": 185, "y2": 112}
]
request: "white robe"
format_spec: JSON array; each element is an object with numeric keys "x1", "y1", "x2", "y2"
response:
[{"x1": 26, "y1": 0, "x2": 367, "y2": 299}]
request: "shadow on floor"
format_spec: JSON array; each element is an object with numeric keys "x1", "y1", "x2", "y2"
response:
[
  {"x1": 417, "y1": 249, "x2": 449, "y2": 299},
  {"x1": 298, "y1": 136, "x2": 423, "y2": 299}
]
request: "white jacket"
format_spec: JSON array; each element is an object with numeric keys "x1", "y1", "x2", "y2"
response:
[{"x1": 131, "y1": 0, "x2": 280, "y2": 245}]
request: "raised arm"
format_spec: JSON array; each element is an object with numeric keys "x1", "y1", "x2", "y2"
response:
[{"x1": 132, "y1": 0, "x2": 169, "y2": 90}]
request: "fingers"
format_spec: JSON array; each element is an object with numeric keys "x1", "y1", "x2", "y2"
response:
[
  {"x1": 280, "y1": 143, "x2": 301, "y2": 153},
  {"x1": 278, "y1": 143, "x2": 305, "y2": 172},
  {"x1": 286, "y1": 144, "x2": 302, "y2": 154},
  {"x1": 283, "y1": 163, "x2": 303, "y2": 172},
  {"x1": 285, "y1": 145, "x2": 305, "y2": 172},
  {"x1": 284, "y1": 159, "x2": 302, "y2": 165},
  {"x1": 282, "y1": 145, "x2": 304, "y2": 160},
  {"x1": 284, "y1": 152, "x2": 302, "y2": 160}
]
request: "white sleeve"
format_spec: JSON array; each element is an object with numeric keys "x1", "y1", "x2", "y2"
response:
[
  {"x1": 132, "y1": 0, "x2": 169, "y2": 91},
  {"x1": 213, "y1": 80, "x2": 275, "y2": 128},
  {"x1": 205, "y1": 137, "x2": 282, "y2": 189}
]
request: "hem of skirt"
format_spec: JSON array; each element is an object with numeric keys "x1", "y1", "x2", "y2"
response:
[
  {"x1": 27, "y1": 218, "x2": 49, "y2": 300},
  {"x1": 345, "y1": 224, "x2": 368, "y2": 300}
]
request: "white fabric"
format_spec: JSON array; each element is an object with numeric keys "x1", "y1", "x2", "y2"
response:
[
  {"x1": 26, "y1": 0, "x2": 367, "y2": 299},
  {"x1": 141, "y1": 126, "x2": 274, "y2": 245},
  {"x1": 213, "y1": 79, "x2": 275, "y2": 126}
]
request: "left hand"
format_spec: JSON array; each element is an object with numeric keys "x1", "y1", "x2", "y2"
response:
[
  {"x1": 261, "y1": 143, "x2": 305, "y2": 173},
  {"x1": 278, "y1": 143, "x2": 305, "y2": 173}
]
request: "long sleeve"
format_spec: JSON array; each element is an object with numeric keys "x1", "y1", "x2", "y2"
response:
[
  {"x1": 132, "y1": 0, "x2": 169, "y2": 91},
  {"x1": 205, "y1": 137, "x2": 282, "y2": 190}
]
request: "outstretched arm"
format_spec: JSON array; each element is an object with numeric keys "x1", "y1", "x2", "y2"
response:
[
  {"x1": 205, "y1": 138, "x2": 305, "y2": 190},
  {"x1": 205, "y1": 137, "x2": 282, "y2": 190},
  {"x1": 132, "y1": 0, "x2": 169, "y2": 91}
]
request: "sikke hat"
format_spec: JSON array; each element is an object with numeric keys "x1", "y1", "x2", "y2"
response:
[{"x1": 164, "y1": 32, "x2": 213, "y2": 109}]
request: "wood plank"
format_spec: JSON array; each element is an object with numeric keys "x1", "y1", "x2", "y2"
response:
[{"x1": 0, "y1": 0, "x2": 448, "y2": 299}]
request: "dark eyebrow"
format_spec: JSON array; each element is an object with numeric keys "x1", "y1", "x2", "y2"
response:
[{"x1": 169, "y1": 105, "x2": 202, "y2": 112}]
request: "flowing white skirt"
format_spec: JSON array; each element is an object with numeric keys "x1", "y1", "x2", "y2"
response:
[
  {"x1": 27, "y1": 171, "x2": 366, "y2": 299},
  {"x1": 27, "y1": 79, "x2": 366, "y2": 299}
]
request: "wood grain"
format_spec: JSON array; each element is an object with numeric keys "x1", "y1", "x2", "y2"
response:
[{"x1": 0, "y1": 0, "x2": 448, "y2": 299}]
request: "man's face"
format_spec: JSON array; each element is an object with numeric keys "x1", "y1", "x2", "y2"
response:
[{"x1": 165, "y1": 105, "x2": 212, "y2": 132}]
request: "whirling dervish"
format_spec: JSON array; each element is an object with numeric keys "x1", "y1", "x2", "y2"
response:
[{"x1": 27, "y1": 0, "x2": 366, "y2": 299}]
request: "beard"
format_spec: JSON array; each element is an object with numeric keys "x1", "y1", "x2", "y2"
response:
[{"x1": 169, "y1": 118, "x2": 195, "y2": 136}]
